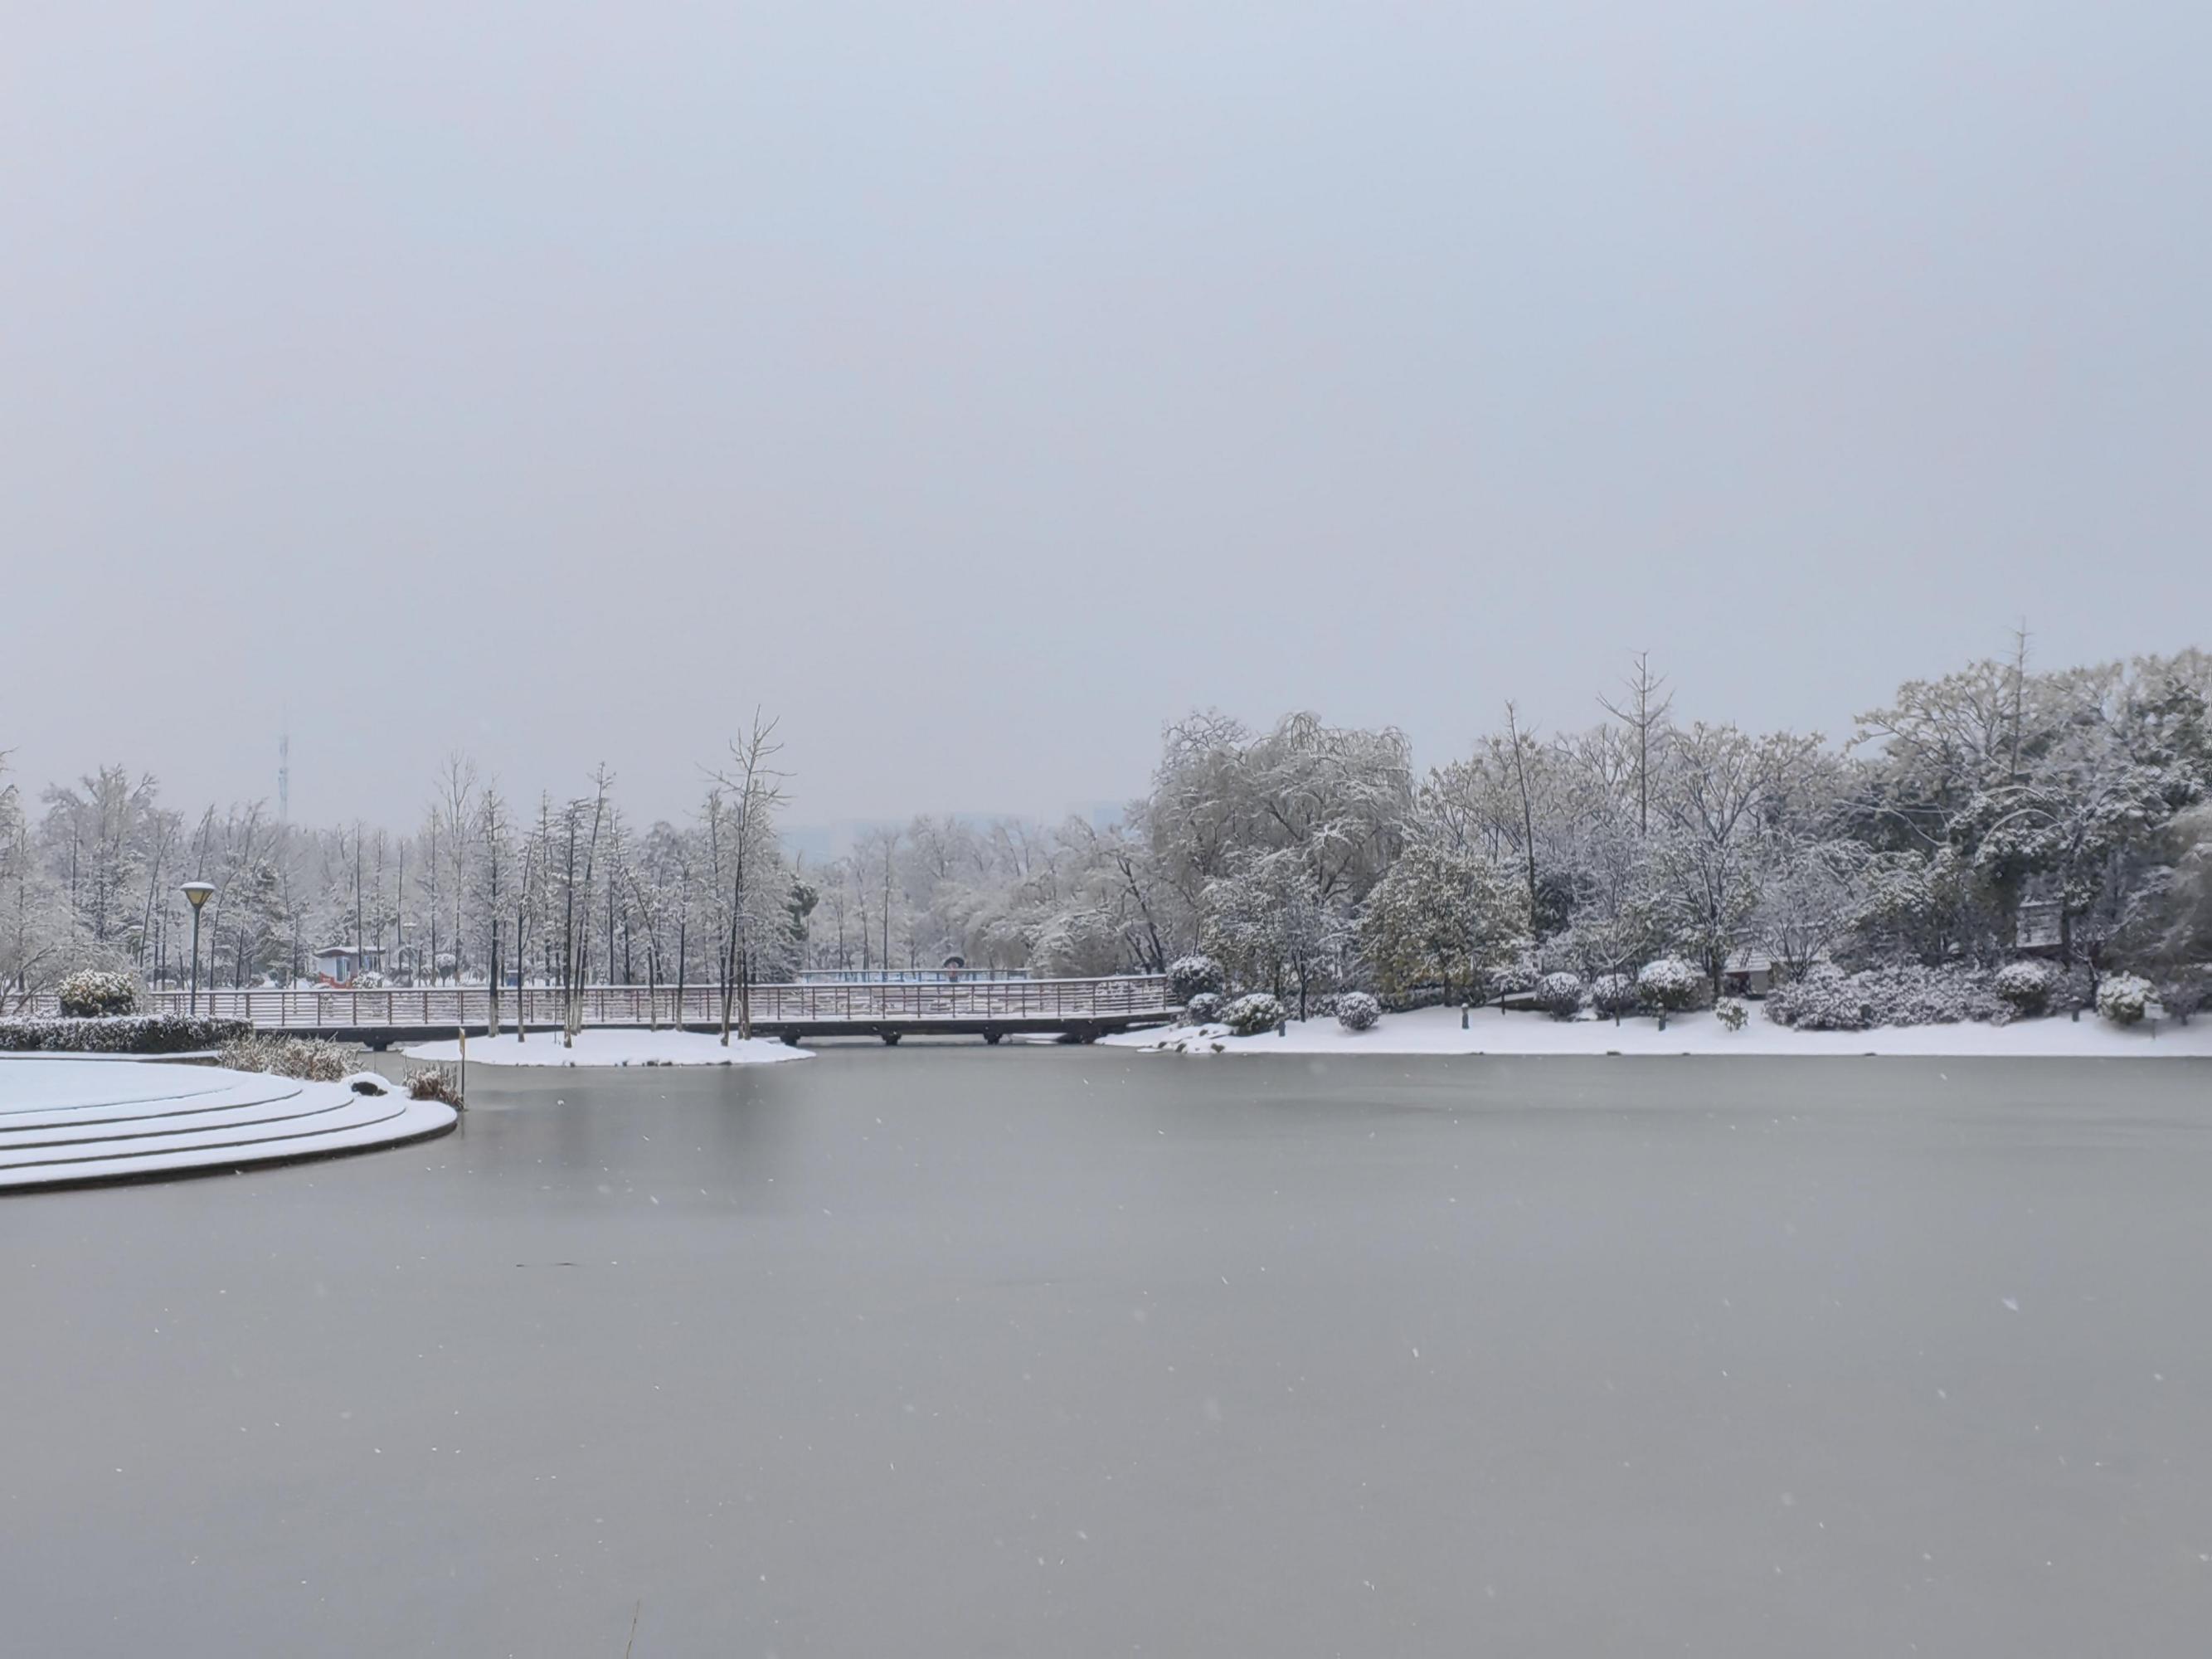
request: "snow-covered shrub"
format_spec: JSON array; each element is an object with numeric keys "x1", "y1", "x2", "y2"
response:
[
  {"x1": 407, "y1": 1066, "x2": 464, "y2": 1106},
  {"x1": 1183, "y1": 991, "x2": 1225, "y2": 1026},
  {"x1": 1714, "y1": 997, "x2": 1749, "y2": 1032},
  {"x1": 218, "y1": 1034, "x2": 355, "y2": 1082},
  {"x1": 1334, "y1": 991, "x2": 1381, "y2": 1032},
  {"x1": 1486, "y1": 955, "x2": 1541, "y2": 1000},
  {"x1": 1222, "y1": 992, "x2": 1285, "y2": 1036},
  {"x1": 2158, "y1": 971, "x2": 2206, "y2": 1026},
  {"x1": 1768, "y1": 962, "x2": 2001, "y2": 1030},
  {"x1": 1168, "y1": 955, "x2": 1225, "y2": 1003},
  {"x1": 56, "y1": 968, "x2": 139, "y2": 1018},
  {"x1": 1767, "y1": 964, "x2": 1870, "y2": 1030},
  {"x1": 1636, "y1": 956, "x2": 1704, "y2": 1013},
  {"x1": 1533, "y1": 972, "x2": 1584, "y2": 1019},
  {"x1": 0, "y1": 1014, "x2": 250, "y2": 1053},
  {"x1": 1590, "y1": 973, "x2": 1638, "y2": 1017},
  {"x1": 1993, "y1": 960, "x2": 2058, "y2": 1018},
  {"x1": 2096, "y1": 973, "x2": 2155, "y2": 1027}
]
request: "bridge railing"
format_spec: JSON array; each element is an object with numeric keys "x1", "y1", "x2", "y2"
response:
[{"x1": 46, "y1": 975, "x2": 1177, "y2": 1030}]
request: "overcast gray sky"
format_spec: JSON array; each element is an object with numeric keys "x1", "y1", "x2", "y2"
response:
[{"x1": 3, "y1": 2, "x2": 2205, "y2": 827}]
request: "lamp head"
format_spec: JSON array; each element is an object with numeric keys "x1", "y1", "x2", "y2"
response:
[{"x1": 181, "y1": 881, "x2": 216, "y2": 911}]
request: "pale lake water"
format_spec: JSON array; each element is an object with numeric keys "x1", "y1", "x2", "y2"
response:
[{"x1": 6, "y1": 1047, "x2": 2212, "y2": 1656}]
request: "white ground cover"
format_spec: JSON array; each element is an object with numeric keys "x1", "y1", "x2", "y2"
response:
[
  {"x1": 0, "y1": 1058, "x2": 457, "y2": 1190},
  {"x1": 402, "y1": 1029, "x2": 812, "y2": 1068},
  {"x1": 1105, "y1": 1003, "x2": 2212, "y2": 1058}
]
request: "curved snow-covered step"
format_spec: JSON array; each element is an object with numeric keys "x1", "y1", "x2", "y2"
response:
[
  {"x1": 0, "y1": 1059, "x2": 457, "y2": 1192},
  {"x1": 0, "y1": 1088, "x2": 398, "y2": 1158},
  {"x1": 0, "y1": 1073, "x2": 318, "y2": 1133}
]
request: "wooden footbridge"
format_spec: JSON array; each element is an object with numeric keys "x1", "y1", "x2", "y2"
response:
[{"x1": 118, "y1": 975, "x2": 1180, "y2": 1047}]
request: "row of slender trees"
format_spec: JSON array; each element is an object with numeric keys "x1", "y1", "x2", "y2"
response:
[{"x1": 7, "y1": 644, "x2": 2211, "y2": 1026}]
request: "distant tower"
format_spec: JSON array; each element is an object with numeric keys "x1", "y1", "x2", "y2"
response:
[{"x1": 278, "y1": 727, "x2": 291, "y2": 823}]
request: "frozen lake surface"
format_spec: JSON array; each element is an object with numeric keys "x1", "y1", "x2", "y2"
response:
[{"x1": 7, "y1": 1048, "x2": 2212, "y2": 1655}]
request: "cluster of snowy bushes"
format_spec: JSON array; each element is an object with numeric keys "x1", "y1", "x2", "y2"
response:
[
  {"x1": 1762, "y1": 959, "x2": 2177, "y2": 1031},
  {"x1": 1168, "y1": 956, "x2": 1226, "y2": 1003},
  {"x1": 56, "y1": 969, "x2": 141, "y2": 1017},
  {"x1": 218, "y1": 1034, "x2": 357, "y2": 1082},
  {"x1": 0, "y1": 1014, "x2": 250, "y2": 1053},
  {"x1": 1522, "y1": 957, "x2": 1708, "y2": 1020},
  {"x1": 1173, "y1": 953, "x2": 1388, "y2": 1035},
  {"x1": 1767, "y1": 964, "x2": 2001, "y2": 1030}
]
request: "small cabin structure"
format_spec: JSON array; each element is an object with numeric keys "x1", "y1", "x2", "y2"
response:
[{"x1": 312, "y1": 944, "x2": 384, "y2": 986}]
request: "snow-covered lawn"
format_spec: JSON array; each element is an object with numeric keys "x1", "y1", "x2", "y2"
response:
[
  {"x1": 1104, "y1": 1004, "x2": 2212, "y2": 1058},
  {"x1": 401, "y1": 1029, "x2": 812, "y2": 1068}
]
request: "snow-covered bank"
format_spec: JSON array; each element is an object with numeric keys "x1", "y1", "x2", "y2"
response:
[
  {"x1": 401, "y1": 1029, "x2": 812, "y2": 1068},
  {"x1": 0, "y1": 1059, "x2": 457, "y2": 1190},
  {"x1": 1104, "y1": 1004, "x2": 2212, "y2": 1058}
]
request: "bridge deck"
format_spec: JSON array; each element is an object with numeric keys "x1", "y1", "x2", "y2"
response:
[{"x1": 80, "y1": 976, "x2": 1179, "y2": 1043}]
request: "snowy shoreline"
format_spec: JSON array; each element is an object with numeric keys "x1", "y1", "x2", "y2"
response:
[
  {"x1": 1103, "y1": 1004, "x2": 2212, "y2": 1058},
  {"x1": 401, "y1": 1029, "x2": 813, "y2": 1068}
]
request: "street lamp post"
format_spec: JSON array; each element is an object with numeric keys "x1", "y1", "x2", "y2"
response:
[{"x1": 181, "y1": 882, "x2": 216, "y2": 1018}]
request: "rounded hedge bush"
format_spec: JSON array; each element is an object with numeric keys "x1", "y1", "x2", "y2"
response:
[
  {"x1": 1533, "y1": 972, "x2": 1584, "y2": 1019},
  {"x1": 1636, "y1": 956, "x2": 1704, "y2": 1012},
  {"x1": 1222, "y1": 992, "x2": 1286, "y2": 1036},
  {"x1": 1993, "y1": 960, "x2": 2057, "y2": 1017},
  {"x1": 1487, "y1": 956, "x2": 1540, "y2": 999},
  {"x1": 2096, "y1": 972, "x2": 2154, "y2": 1027},
  {"x1": 1168, "y1": 955, "x2": 1225, "y2": 1002},
  {"x1": 1334, "y1": 991, "x2": 1381, "y2": 1032},
  {"x1": 56, "y1": 968, "x2": 139, "y2": 1018},
  {"x1": 1184, "y1": 990, "x2": 1226, "y2": 1026},
  {"x1": 1590, "y1": 973, "x2": 1638, "y2": 1016},
  {"x1": 1714, "y1": 997, "x2": 1749, "y2": 1031}
]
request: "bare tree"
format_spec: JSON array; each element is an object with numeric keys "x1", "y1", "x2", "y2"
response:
[
  {"x1": 1597, "y1": 650, "x2": 1675, "y2": 838},
  {"x1": 709, "y1": 713, "x2": 790, "y2": 1044}
]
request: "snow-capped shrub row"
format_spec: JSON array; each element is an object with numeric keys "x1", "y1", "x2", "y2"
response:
[
  {"x1": 1334, "y1": 991, "x2": 1381, "y2": 1032},
  {"x1": 2096, "y1": 973, "x2": 2155, "y2": 1027},
  {"x1": 1636, "y1": 957, "x2": 1704, "y2": 1012},
  {"x1": 0, "y1": 1014, "x2": 250, "y2": 1053},
  {"x1": 1182, "y1": 990, "x2": 1225, "y2": 1026},
  {"x1": 56, "y1": 969, "x2": 139, "y2": 1018},
  {"x1": 1168, "y1": 955, "x2": 1225, "y2": 1002},
  {"x1": 1767, "y1": 964, "x2": 2006, "y2": 1031},
  {"x1": 1222, "y1": 992, "x2": 1285, "y2": 1036}
]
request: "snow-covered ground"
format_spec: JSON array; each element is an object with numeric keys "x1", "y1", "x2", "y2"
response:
[
  {"x1": 401, "y1": 1029, "x2": 812, "y2": 1068},
  {"x1": 1104, "y1": 1004, "x2": 2212, "y2": 1058},
  {"x1": 0, "y1": 1058, "x2": 458, "y2": 1190}
]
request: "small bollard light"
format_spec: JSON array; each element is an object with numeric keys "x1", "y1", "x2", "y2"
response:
[
  {"x1": 1658, "y1": 1012, "x2": 1668, "y2": 1032},
  {"x1": 1276, "y1": 1018, "x2": 1286, "y2": 1037},
  {"x1": 1461, "y1": 1005, "x2": 1470, "y2": 1030}
]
